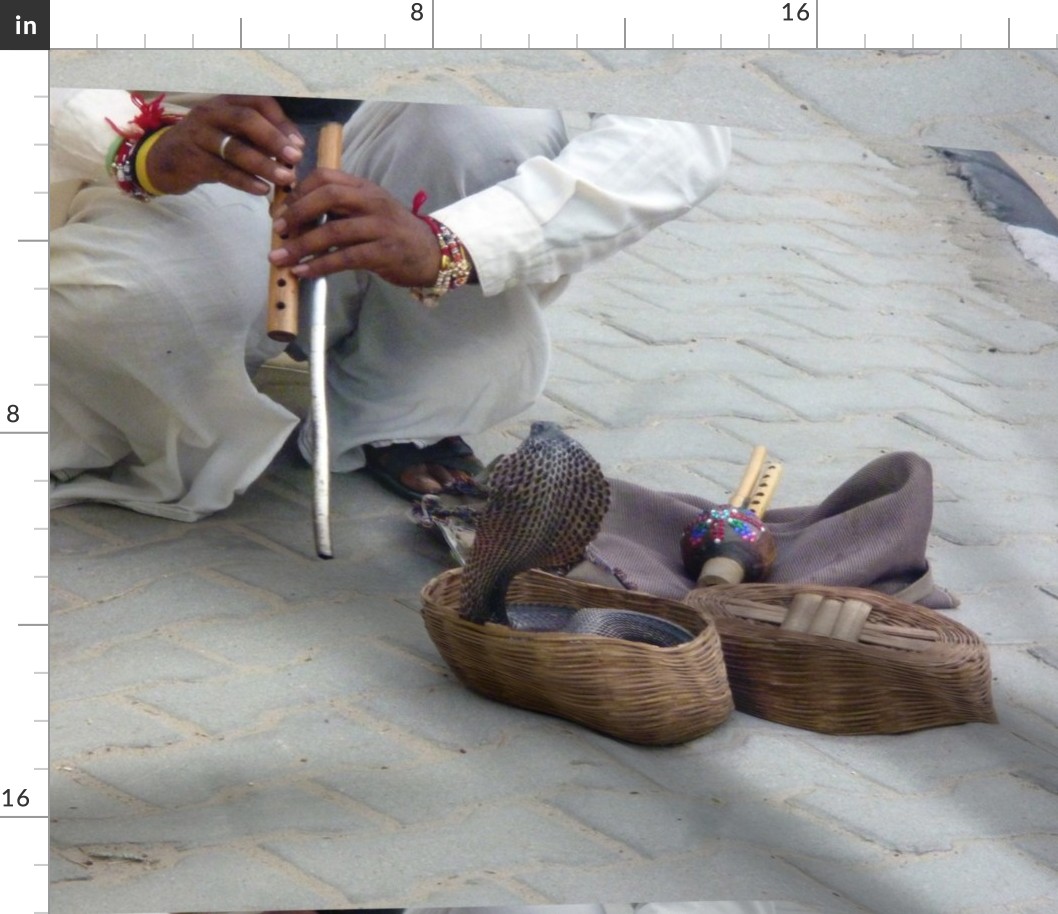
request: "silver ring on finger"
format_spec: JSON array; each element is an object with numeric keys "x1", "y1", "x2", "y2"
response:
[{"x1": 218, "y1": 134, "x2": 234, "y2": 161}]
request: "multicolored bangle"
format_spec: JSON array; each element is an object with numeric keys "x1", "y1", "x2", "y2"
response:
[
  {"x1": 107, "y1": 133, "x2": 152, "y2": 200},
  {"x1": 409, "y1": 189, "x2": 474, "y2": 307},
  {"x1": 105, "y1": 93, "x2": 182, "y2": 201}
]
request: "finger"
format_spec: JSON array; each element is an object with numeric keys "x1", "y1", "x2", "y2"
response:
[
  {"x1": 400, "y1": 465, "x2": 444, "y2": 495},
  {"x1": 271, "y1": 213, "x2": 386, "y2": 264},
  {"x1": 289, "y1": 167, "x2": 363, "y2": 197},
  {"x1": 281, "y1": 239, "x2": 393, "y2": 280},
  {"x1": 223, "y1": 94, "x2": 307, "y2": 147},
  {"x1": 211, "y1": 129, "x2": 297, "y2": 188},
  {"x1": 426, "y1": 463, "x2": 458, "y2": 488},
  {"x1": 210, "y1": 93, "x2": 302, "y2": 156},
  {"x1": 278, "y1": 172, "x2": 375, "y2": 230},
  {"x1": 176, "y1": 125, "x2": 279, "y2": 193},
  {"x1": 212, "y1": 158, "x2": 274, "y2": 196},
  {"x1": 201, "y1": 97, "x2": 305, "y2": 168}
]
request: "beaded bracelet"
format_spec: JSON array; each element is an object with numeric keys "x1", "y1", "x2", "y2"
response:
[
  {"x1": 105, "y1": 93, "x2": 182, "y2": 201},
  {"x1": 409, "y1": 189, "x2": 474, "y2": 307}
]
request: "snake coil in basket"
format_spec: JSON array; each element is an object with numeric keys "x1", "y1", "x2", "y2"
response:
[
  {"x1": 418, "y1": 421, "x2": 734, "y2": 744},
  {"x1": 422, "y1": 567, "x2": 733, "y2": 745},
  {"x1": 684, "y1": 583, "x2": 996, "y2": 735}
]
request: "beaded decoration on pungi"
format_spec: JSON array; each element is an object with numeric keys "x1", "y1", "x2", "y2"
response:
[{"x1": 680, "y1": 448, "x2": 782, "y2": 587}]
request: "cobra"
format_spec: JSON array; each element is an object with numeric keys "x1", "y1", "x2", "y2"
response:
[{"x1": 458, "y1": 422, "x2": 694, "y2": 648}]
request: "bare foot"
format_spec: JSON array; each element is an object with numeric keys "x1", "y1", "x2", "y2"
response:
[
  {"x1": 397, "y1": 460, "x2": 475, "y2": 494},
  {"x1": 363, "y1": 438, "x2": 484, "y2": 500}
]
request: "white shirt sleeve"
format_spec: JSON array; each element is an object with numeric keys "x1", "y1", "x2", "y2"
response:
[
  {"x1": 48, "y1": 89, "x2": 200, "y2": 228},
  {"x1": 49, "y1": 88, "x2": 141, "y2": 185},
  {"x1": 431, "y1": 114, "x2": 732, "y2": 297}
]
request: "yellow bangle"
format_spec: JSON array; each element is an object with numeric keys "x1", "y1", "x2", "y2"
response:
[{"x1": 133, "y1": 126, "x2": 172, "y2": 197}]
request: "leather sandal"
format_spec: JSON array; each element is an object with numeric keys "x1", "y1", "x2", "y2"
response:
[{"x1": 362, "y1": 436, "x2": 485, "y2": 501}]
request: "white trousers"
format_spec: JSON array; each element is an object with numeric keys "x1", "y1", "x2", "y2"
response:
[
  {"x1": 298, "y1": 101, "x2": 568, "y2": 472},
  {"x1": 50, "y1": 102, "x2": 568, "y2": 519}
]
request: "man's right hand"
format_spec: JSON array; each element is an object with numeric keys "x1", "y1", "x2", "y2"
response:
[{"x1": 142, "y1": 95, "x2": 306, "y2": 196}]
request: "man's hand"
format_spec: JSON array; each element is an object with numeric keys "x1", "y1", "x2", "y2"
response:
[
  {"x1": 267, "y1": 169, "x2": 442, "y2": 287},
  {"x1": 142, "y1": 95, "x2": 305, "y2": 196}
]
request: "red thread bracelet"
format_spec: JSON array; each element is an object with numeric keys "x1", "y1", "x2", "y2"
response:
[{"x1": 410, "y1": 189, "x2": 473, "y2": 306}]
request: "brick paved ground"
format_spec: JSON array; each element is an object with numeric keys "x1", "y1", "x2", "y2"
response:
[{"x1": 48, "y1": 51, "x2": 1058, "y2": 914}]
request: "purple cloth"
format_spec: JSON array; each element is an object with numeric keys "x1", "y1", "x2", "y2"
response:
[{"x1": 581, "y1": 451, "x2": 957, "y2": 610}]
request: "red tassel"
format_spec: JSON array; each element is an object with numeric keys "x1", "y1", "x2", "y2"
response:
[
  {"x1": 411, "y1": 188, "x2": 428, "y2": 215},
  {"x1": 106, "y1": 92, "x2": 180, "y2": 139}
]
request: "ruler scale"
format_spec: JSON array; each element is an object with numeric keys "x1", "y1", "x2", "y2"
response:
[
  {"x1": 2, "y1": 11, "x2": 51, "y2": 914},
  {"x1": 8, "y1": 2, "x2": 1058, "y2": 911},
  {"x1": 45, "y1": 1, "x2": 1058, "y2": 48}
]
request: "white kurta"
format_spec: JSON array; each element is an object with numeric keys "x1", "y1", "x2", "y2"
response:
[{"x1": 50, "y1": 91, "x2": 731, "y2": 519}]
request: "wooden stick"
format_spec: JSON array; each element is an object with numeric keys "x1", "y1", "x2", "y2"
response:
[
  {"x1": 716, "y1": 596, "x2": 941, "y2": 651},
  {"x1": 730, "y1": 445, "x2": 767, "y2": 509},
  {"x1": 746, "y1": 461, "x2": 783, "y2": 518},
  {"x1": 781, "y1": 592, "x2": 823, "y2": 632},
  {"x1": 316, "y1": 120, "x2": 343, "y2": 172},
  {"x1": 832, "y1": 599, "x2": 873, "y2": 642},
  {"x1": 267, "y1": 184, "x2": 300, "y2": 342},
  {"x1": 858, "y1": 630, "x2": 935, "y2": 651},
  {"x1": 807, "y1": 598, "x2": 843, "y2": 636},
  {"x1": 266, "y1": 122, "x2": 345, "y2": 343}
]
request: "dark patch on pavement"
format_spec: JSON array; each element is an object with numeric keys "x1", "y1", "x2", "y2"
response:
[{"x1": 938, "y1": 148, "x2": 1058, "y2": 238}]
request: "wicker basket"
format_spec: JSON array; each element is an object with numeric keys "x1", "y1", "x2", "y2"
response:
[
  {"x1": 685, "y1": 583, "x2": 996, "y2": 734},
  {"x1": 421, "y1": 567, "x2": 734, "y2": 745}
]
